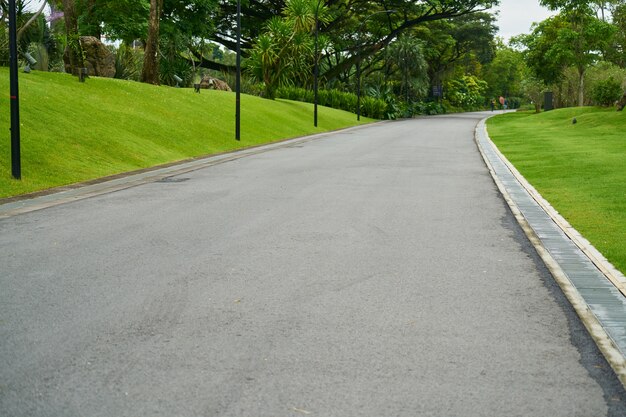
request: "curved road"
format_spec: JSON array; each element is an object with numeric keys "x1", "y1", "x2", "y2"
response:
[{"x1": 1, "y1": 112, "x2": 625, "y2": 416}]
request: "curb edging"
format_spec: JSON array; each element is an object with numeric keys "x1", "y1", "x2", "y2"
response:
[{"x1": 475, "y1": 117, "x2": 626, "y2": 390}]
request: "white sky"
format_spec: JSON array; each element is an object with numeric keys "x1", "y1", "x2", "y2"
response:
[{"x1": 494, "y1": 0, "x2": 556, "y2": 42}]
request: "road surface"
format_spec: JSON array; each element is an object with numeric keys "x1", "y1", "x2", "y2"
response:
[{"x1": 2, "y1": 113, "x2": 625, "y2": 416}]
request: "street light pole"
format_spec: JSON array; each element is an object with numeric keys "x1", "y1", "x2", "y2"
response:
[
  {"x1": 313, "y1": 0, "x2": 322, "y2": 127},
  {"x1": 235, "y1": 0, "x2": 241, "y2": 141},
  {"x1": 356, "y1": 57, "x2": 361, "y2": 121},
  {"x1": 8, "y1": 0, "x2": 21, "y2": 179}
]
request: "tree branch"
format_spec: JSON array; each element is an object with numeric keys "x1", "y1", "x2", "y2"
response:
[{"x1": 17, "y1": 0, "x2": 47, "y2": 42}]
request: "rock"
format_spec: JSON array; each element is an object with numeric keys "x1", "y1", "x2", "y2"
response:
[
  {"x1": 198, "y1": 75, "x2": 232, "y2": 92},
  {"x1": 80, "y1": 36, "x2": 116, "y2": 78}
]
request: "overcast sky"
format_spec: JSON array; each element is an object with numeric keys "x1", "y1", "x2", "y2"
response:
[{"x1": 495, "y1": 0, "x2": 556, "y2": 42}]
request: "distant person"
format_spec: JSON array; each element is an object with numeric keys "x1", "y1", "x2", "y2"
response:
[{"x1": 490, "y1": 99, "x2": 495, "y2": 111}]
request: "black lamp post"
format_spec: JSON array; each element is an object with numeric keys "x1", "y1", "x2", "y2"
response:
[
  {"x1": 313, "y1": 0, "x2": 323, "y2": 127},
  {"x1": 355, "y1": 10, "x2": 395, "y2": 121},
  {"x1": 8, "y1": 0, "x2": 21, "y2": 179},
  {"x1": 235, "y1": 0, "x2": 241, "y2": 141}
]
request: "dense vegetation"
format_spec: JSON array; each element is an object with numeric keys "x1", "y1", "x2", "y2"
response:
[{"x1": 2, "y1": 1, "x2": 625, "y2": 119}]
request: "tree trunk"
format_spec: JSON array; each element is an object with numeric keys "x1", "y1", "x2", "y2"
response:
[
  {"x1": 61, "y1": 0, "x2": 84, "y2": 75},
  {"x1": 141, "y1": 0, "x2": 162, "y2": 85},
  {"x1": 578, "y1": 67, "x2": 585, "y2": 107}
]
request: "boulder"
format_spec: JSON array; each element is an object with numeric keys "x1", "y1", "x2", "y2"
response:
[
  {"x1": 80, "y1": 36, "x2": 116, "y2": 78},
  {"x1": 198, "y1": 75, "x2": 232, "y2": 92}
]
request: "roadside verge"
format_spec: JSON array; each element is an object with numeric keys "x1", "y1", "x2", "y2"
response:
[{"x1": 475, "y1": 117, "x2": 626, "y2": 390}]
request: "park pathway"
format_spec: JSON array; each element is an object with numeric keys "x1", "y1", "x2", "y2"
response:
[{"x1": 1, "y1": 112, "x2": 625, "y2": 416}]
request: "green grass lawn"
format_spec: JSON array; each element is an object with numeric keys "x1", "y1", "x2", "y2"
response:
[
  {"x1": 487, "y1": 107, "x2": 626, "y2": 274},
  {"x1": 0, "y1": 68, "x2": 372, "y2": 198}
]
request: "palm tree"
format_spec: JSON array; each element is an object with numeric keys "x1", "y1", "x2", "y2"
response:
[{"x1": 386, "y1": 34, "x2": 428, "y2": 104}]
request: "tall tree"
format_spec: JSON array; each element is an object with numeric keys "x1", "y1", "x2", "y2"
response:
[
  {"x1": 386, "y1": 34, "x2": 428, "y2": 102},
  {"x1": 516, "y1": 10, "x2": 615, "y2": 106},
  {"x1": 194, "y1": 0, "x2": 499, "y2": 80},
  {"x1": 248, "y1": 0, "x2": 327, "y2": 98},
  {"x1": 141, "y1": 0, "x2": 161, "y2": 84},
  {"x1": 416, "y1": 12, "x2": 498, "y2": 93},
  {"x1": 482, "y1": 44, "x2": 524, "y2": 99},
  {"x1": 60, "y1": 0, "x2": 84, "y2": 74}
]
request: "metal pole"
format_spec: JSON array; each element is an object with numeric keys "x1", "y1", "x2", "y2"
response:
[
  {"x1": 313, "y1": 1, "x2": 320, "y2": 127},
  {"x1": 8, "y1": 0, "x2": 21, "y2": 179},
  {"x1": 235, "y1": 0, "x2": 241, "y2": 141},
  {"x1": 356, "y1": 59, "x2": 360, "y2": 121}
]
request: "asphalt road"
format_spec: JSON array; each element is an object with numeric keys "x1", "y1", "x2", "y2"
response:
[{"x1": 2, "y1": 112, "x2": 625, "y2": 417}]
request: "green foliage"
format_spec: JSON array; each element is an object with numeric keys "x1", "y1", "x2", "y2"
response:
[
  {"x1": 412, "y1": 101, "x2": 447, "y2": 115},
  {"x1": 385, "y1": 35, "x2": 429, "y2": 102},
  {"x1": 444, "y1": 75, "x2": 488, "y2": 109},
  {"x1": 0, "y1": 68, "x2": 372, "y2": 198},
  {"x1": 275, "y1": 86, "x2": 389, "y2": 119},
  {"x1": 514, "y1": 10, "x2": 616, "y2": 106},
  {"x1": 591, "y1": 76, "x2": 623, "y2": 105},
  {"x1": 520, "y1": 73, "x2": 546, "y2": 113},
  {"x1": 114, "y1": 43, "x2": 143, "y2": 81},
  {"x1": 416, "y1": 12, "x2": 498, "y2": 90},
  {"x1": 609, "y1": 4, "x2": 626, "y2": 67},
  {"x1": 247, "y1": 0, "x2": 327, "y2": 99},
  {"x1": 482, "y1": 46, "x2": 524, "y2": 99},
  {"x1": 360, "y1": 96, "x2": 387, "y2": 120},
  {"x1": 78, "y1": 0, "x2": 149, "y2": 42},
  {"x1": 487, "y1": 107, "x2": 626, "y2": 273},
  {"x1": 366, "y1": 85, "x2": 401, "y2": 119}
]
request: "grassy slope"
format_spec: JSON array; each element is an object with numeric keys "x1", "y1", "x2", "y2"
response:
[
  {"x1": 487, "y1": 107, "x2": 626, "y2": 273},
  {"x1": 0, "y1": 68, "x2": 372, "y2": 198}
]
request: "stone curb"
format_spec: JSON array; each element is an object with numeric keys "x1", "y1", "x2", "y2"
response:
[{"x1": 475, "y1": 117, "x2": 626, "y2": 390}]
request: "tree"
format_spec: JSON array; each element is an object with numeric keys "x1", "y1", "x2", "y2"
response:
[
  {"x1": 76, "y1": 0, "x2": 149, "y2": 44},
  {"x1": 386, "y1": 34, "x2": 428, "y2": 103},
  {"x1": 482, "y1": 44, "x2": 524, "y2": 100},
  {"x1": 516, "y1": 10, "x2": 615, "y2": 106},
  {"x1": 141, "y1": 0, "x2": 161, "y2": 84},
  {"x1": 607, "y1": 3, "x2": 626, "y2": 66},
  {"x1": 59, "y1": 0, "x2": 85, "y2": 74},
  {"x1": 247, "y1": 0, "x2": 327, "y2": 98},
  {"x1": 197, "y1": 0, "x2": 500, "y2": 81},
  {"x1": 520, "y1": 74, "x2": 546, "y2": 113},
  {"x1": 415, "y1": 12, "x2": 498, "y2": 96}
]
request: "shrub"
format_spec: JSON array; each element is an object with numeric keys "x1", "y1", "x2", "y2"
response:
[
  {"x1": 275, "y1": 86, "x2": 388, "y2": 119},
  {"x1": 413, "y1": 101, "x2": 446, "y2": 115},
  {"x1": 591, "y1": 77, "x2": 623, "y2": 106},
  {"x1": 444, "y1": 75, "x2": 488, "y2": 110}
]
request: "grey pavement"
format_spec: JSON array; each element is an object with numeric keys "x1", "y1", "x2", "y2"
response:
[{"x1": 1, "y1": 113, "x2": 625, "y2": 416}]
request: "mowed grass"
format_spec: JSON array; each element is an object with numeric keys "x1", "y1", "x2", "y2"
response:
[
  {"x1": 487, "y1": 107, "x2": 626, "y2": 273},
  {"x1": 0, "y1": 68, "x2": 372, "y2": 198}
]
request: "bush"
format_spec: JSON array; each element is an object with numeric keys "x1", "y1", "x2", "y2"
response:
[
  {"x1": 506, "y1": 96, "x2": 522, "y2": 109},
  {"x1": 444, "y1": 75, "x2": 488, "y2": 110},
  {"x1": 413, "y1": 101, "x2": 447, "y2": 115},
  {"x1": 591, "y1": 77, "x2": 623, "y2": 106},
  {"x1": 275, "y1": 86, "x2": 389, "y2": 119}
]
